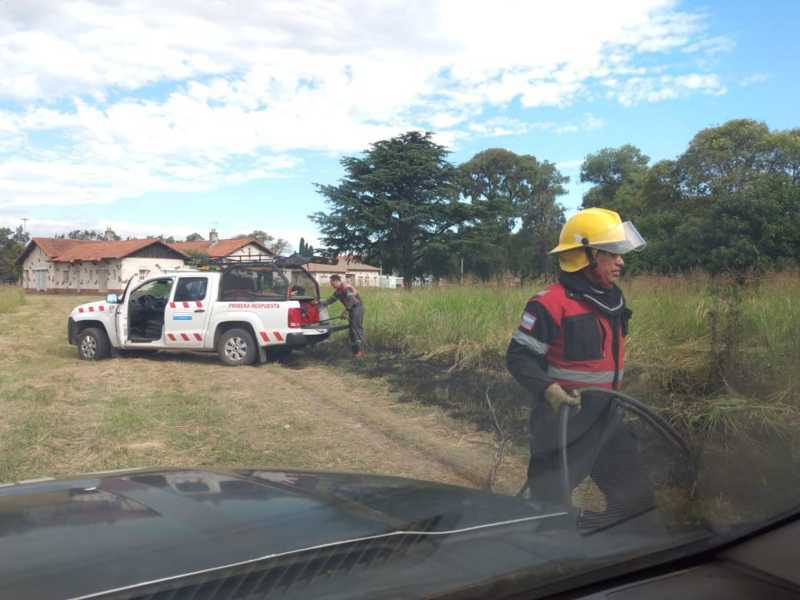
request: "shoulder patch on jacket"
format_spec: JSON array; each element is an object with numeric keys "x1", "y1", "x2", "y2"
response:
[
  {"x1": 516, "y1": 299, "x2": 559, "y2": 346},
  {"x1": 519, "y1": 311, "x2": 537, "y2": 332}
]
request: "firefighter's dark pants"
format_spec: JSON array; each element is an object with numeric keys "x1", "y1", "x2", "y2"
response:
[
  {"x1": 348, "y1": 304, "x2": 365, "y2": 354},
  {"x1": 528, "y1": 392, "x2": 647, "y2": 510}
]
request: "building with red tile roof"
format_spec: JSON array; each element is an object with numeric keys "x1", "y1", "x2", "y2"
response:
[
  {"x1": 170, "y1": 231, "x2": 274, "y2": 259},
  {"x1": 17, "y1": 236, "x2": 188, "y2": 293},
  {"x1": 16, "y1": 228, "x2": 278, "y2": 293}
]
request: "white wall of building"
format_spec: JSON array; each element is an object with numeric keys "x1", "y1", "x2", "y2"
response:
[
  {"x1": 20, "y1": 245, "x2": 52, "y2": 290},
  {"x1": 20, "y1": 246, "x2": 186, "y2": 292},
  {"x1": 119, "y1": 257, "x2": 186, "y2": 289}
]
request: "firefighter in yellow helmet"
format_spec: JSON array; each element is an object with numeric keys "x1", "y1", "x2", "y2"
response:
[
  {"x1": 506, "y1": 208, "x2": 647, "y2": 510},
  {"x1": 550, "y1": 207, "x2": 647, "y2": 274}
]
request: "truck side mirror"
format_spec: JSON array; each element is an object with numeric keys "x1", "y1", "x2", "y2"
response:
[{"x1": 106, "y1": 293, "x2": 119, "y2": 304}]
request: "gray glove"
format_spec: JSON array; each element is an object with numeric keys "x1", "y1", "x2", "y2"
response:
[{"x1": 544, "y1": 383, "x2": 581, "y2": 414}]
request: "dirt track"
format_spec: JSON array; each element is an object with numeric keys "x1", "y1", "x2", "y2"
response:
[{"x1": 0, "y1": 294, "x2": 528, "y2": 493}]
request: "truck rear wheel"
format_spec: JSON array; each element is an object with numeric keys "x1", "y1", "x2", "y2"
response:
[
  {"x1": 78, "y1": 327, "x2": 111, "y2": 361},
  {"x1": 218, "y1": 328, "x2": 256, "y2": 366}
]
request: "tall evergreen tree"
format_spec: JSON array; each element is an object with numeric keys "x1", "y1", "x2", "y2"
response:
[{"x1": 311, "y1": 131, "x2": 468, "y2": 285}]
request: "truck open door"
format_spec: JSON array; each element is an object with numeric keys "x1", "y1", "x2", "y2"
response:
[{"x1": 163, "y1": 276, "x2": 212, "y2": 348}]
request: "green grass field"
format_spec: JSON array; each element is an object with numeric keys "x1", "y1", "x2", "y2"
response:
[
  {"x1": 322, "y1": 272, "x2": 800, "y2": 439},
  {"x1": 313, "y1": 273, "x2": 800, "y2": 522},
  {"x1": 3, "y1": 278, "x2": 799, "y2": 522}
]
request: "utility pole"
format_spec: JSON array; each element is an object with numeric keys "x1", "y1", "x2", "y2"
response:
[{"x1": 460, "y1": 256, "x2": 464, "y2": 285}]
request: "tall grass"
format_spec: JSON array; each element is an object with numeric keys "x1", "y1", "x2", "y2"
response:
[
  {"x1": 321, "y1": 276, "x2": 800, "y2": 521},
  {"x1": 339, "y1": 272, "x2": 800, "y2": 436},
  {"x1": 0, "y1": 286, "x2": 25, "y2": 315},
  {"x1": 357, "y1": 285, "x2": 531, "y2": 371}
]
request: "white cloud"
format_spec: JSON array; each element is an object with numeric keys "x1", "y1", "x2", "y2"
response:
[
  {"x1": 467, "y1": 117, "x2": 553, "y2": 137},
  {"x1": 609, "y1": 73, "x2": 726, "y2": 106},
  {"x1": 583, "y1": 113, "x2": 606, "y2": 130},
  {"x1": 555, "y1": 113, "x2": 606, "y2": 134},
  {"x1": 682, "y1": 35, "x2": 735, "y2": 55},
  {"x1": 0, "y1": 151, "x2": 300, "y2": 207},
  {"x1": 0, "y1": 0, "x2": 726, "y2": 208},
  {"x1": 462, "y1": 112, "x2": 605, "y2": 139},
  {"x1": 740, "y1": 72, "x2": 770, "y2": 87}
]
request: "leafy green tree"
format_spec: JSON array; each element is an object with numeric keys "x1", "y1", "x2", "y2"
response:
[
  {"x1": 185, "y1": 232, "x2": 205, "y2": 241},
  {"x1": 60, "y1": 229, "x2": 102, "y2": 240},
  {"x1": 580, "y1": 145, "x2": 650, "y2": 211},
  {"x1": 615, "y1": 120, "x2": 800, "y2": 275},
  {"x1": 678, "y1": 119, "x2": 773, "y2": 198},
  {"x1": 12, "y1": 226, "x2": 27, "y2": 244},
  {"x1": 0, "y1": 226, "x2": 29, "y2": 282},
  {"x1": 311, "y1": 131, "x2": 467, "y2": 285},
  {"x1": 458, "y1": 148, "x2": 567, "y2": 280},
  {"x1": 510, "y1": 199, "x2": 566, "y2": 281},
  {"x1": 269, "y1": 239, "x2": 291, "y2": 255}
]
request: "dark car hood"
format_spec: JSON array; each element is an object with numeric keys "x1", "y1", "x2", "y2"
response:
[{"x1": 0, "y1": 468, "x2": 700, "y2": 599}]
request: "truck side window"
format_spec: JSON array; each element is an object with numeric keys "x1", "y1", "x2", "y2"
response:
[{"x1": 174, "y1": 277, "x2": 208, "y2": 302}]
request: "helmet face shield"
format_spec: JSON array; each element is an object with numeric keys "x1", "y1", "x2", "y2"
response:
[{"x1": 588, "y1": 221, "x2": 646, "y2": 254}]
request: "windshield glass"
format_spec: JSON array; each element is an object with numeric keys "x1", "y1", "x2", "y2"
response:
[{"x1": 2, "y1": 2, "x2": 798, "y2": 599}]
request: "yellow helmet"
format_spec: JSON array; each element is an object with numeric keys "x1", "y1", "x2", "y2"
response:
[{"x1": 549, "y1": 208, "x2": 646, "y2": 272}]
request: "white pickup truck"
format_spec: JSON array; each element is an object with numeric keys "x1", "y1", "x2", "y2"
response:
[{"x1": 67, "y1": 256, "x2": 346, "y2": 366}]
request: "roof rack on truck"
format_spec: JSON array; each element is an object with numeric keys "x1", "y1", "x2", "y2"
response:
[{"x1": 205, "y1": 253, "x2": 315, "y2": 269}]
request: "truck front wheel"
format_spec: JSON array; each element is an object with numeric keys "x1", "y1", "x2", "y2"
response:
[
  {"x1": 218, "y1": 328, "x2": 257, "y2": 366},
  {"x1": 78, "y1": 327, "x2": 111, "y2": 361}
]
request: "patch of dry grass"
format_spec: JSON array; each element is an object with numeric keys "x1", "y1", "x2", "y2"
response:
[
  {"x1": 0, "y1": 285, "x2": 25, "y2": 315},
  {"x1": 0, "y1": 294, "x2": 525, "y2": 490}
]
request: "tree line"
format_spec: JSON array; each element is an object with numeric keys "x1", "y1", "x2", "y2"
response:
[
  {"x1": 313, "y1": 119, "x2": 800, "y2": 284},
  {"x1": 311, "y1": 132, "x2": 567, "y2": 284},
  {"x1": 5, "y1": 118, "x2": 798, "y2": 285}
]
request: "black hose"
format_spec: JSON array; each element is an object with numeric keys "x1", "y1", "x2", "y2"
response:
[
  {"x1": 517, "y1": 388, "x2": 692, "y2": 501},
  {"x1": 558, "y1": 404, "x2": 572, "y2": 508},
  {"x1": 579, "y1": 387, "x2": 690, "y2": 457}
]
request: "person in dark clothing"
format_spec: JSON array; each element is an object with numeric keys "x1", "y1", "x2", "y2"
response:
[
  {"x1": 320, "y1": 275, "x2": 365, "y2": 357},
  {"x1": 507, "y1": 208, "x2": 649, "y2": 512}
]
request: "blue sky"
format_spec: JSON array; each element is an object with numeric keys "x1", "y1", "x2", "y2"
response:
[{"x1": 0, "y1": 0, "x2": 797, "y2": 248}]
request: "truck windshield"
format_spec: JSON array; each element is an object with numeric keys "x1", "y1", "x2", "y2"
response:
[{"x1": 220, "y1": 266, "x2": 290, "y2": 301}]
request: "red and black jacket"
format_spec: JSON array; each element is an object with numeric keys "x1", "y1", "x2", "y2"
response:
[{"x1": 507, "y1": 272, "x2": 631, "y2": 397}]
